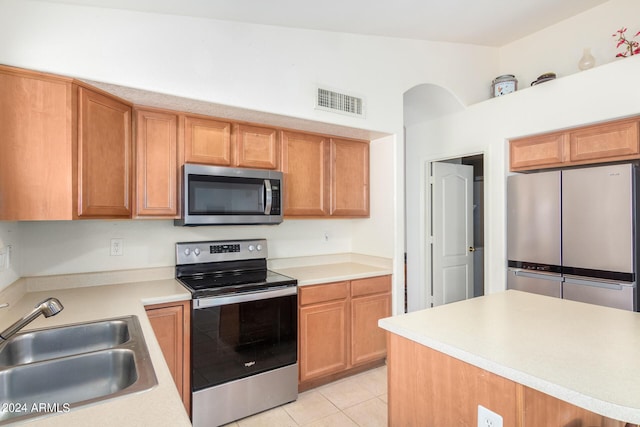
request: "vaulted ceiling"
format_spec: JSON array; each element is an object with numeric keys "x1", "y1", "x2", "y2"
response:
[{"x1": 39, "y1": 0, "x2": 608, "y2": 46}]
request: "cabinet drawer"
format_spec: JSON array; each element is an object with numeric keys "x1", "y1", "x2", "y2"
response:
[
  {"x1": 299, "y1": 281, "x2": 349, "y2": 306},
  {"x1": 351, "y1": 275, "x2": 391, "y2": 298}
]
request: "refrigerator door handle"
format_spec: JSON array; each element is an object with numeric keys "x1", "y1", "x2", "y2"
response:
[
  {"x1": 513, "y1": 270, "x2": 563, "y2": 281},
  {"x1": 563, "y1": 276, "x2": 634, "y2": 290}
]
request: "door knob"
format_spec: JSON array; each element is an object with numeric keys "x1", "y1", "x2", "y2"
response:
[{"x1": 469, "y1": 246, "x2": 476, "y2": 252}]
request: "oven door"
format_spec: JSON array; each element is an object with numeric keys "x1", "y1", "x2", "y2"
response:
[{"x1": 191, "y1": 286, "x2": 297, "y2": 391}]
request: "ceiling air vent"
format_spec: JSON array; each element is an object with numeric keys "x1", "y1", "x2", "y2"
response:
[{"x1": 316, "y1": 87, "x2": 365, "y2": 118}]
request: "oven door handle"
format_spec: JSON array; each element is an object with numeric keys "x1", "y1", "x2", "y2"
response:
[
  {"x1": 193, "y1": 285, "x2": 297, "y2": 309},
  {"x1": 264, "y1": 179, "x2": 273, "y2": 215}
]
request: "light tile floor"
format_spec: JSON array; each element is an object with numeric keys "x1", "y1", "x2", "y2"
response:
[{"x1": 224, "y1": 366, "x2": 388, "y2": 427}]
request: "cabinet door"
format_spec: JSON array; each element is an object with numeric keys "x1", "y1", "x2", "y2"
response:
[
  {"x1": 510, "y1": 132, "x2": 567, "y2": 171},
  {"x1": 299, "y1": 299, "x2": 348, "y2": 382},
  {"x1": 184, "y1": 116, "x2": 232, "y2": 165},
  {"x1": 569, "y1": 119, "x2": 639, "y2": 163},
  {"x1": 331, "y1": 138, "x2": 370, "y2": 216},
  {"x1": 135, "y1": 108, "x2": 180, "y2": 217},
  {"x1": 146, "y1": 301, "x2": 191, "y2": 414},
  {"x1": 281, "y1": 131, "x2": 330, "y2": 216},
  {"x1": 235, "y1": 124, "x2": 279, "y2": 169},
  {"x1": 0, "y1": 66, "x2": 73, "y2": 220},
  {"x1": 350, "y1": 276, "x2": 391, "y2": 365},
  {"x1": 77, "y1": 87, "x2": 132, "y2": 218}
]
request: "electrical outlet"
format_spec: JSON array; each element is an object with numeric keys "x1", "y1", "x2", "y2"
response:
[
  {"x1": 110, "y1": 238, "x2": 124, "y2": 256},
  {"x1": 478, "y1": 405, "x2": 503, "y2": 427}
]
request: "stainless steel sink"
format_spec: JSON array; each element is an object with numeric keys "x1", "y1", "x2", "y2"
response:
[
  {"x1": 0, "y1": 316, "x2": 157, "y2": 424},
  {"x1": 0, "y1": 318, "x2": 131, "y2": 366}
]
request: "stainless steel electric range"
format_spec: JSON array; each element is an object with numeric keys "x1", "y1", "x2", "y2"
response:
[{"x1": 175, "y1": 239, "x2": 298, "y2": 427}]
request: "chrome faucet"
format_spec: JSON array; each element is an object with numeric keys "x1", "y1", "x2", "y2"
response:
[{"x1": 0, "y1": 297, "x2": 64, "y2": 342}]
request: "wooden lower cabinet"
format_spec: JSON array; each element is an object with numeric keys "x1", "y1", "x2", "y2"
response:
[
  {"x1": 387, "y1": 333, "x2": 632, "y2": 426},
  {"x1": 298, "y1": 275, "x2": 391, "y2": 390},
  {"x1": 145, "y1": 300, "x2": 191, "y2": 415},
  {"x1": 299, "y1": 297, "x2": 349, "y2": 382},
  {"x1": 350, "y1": 276, "x2": 391, "y2": 365}
]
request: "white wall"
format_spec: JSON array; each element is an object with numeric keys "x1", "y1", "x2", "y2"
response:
[
  {"x1": 405, "y1": 55, "x2": 640, "y2": 311},
  {"x1": 17, "y1": 219, "x2": 356, "y2": 276},
  {"x1": 499, "y1": 0, "x2": 640, "y2": 96},
  {"x1": 0, "y1": 222, "x2": 19, "y2": 289},
  {"x1": 0, "y1": 0, "x2": 499, "y2": 314},
  {"x1": 404, "y1": 0, "x2": 640, "y2": 312},
  {"x1": 0, "y1": 0, "x2": 498, "y2": 120}
]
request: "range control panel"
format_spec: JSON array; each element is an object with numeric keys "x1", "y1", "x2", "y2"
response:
[{"x1": 176, "y1": 239, "x2": 267, "y2": 265}]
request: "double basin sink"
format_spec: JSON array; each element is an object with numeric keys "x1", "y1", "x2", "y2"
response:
[{"x1": 0, "y1": 316, "x2": 157, "y2": 424}]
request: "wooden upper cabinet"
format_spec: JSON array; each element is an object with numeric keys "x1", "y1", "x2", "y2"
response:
[
  {"x1": 510, "y1": 118, "x2": 640, "y2": 171},
  {"x1": 510, "y1": 132, "x2": 567, "y2": 171},
  {"x1": 134, "y1": 108, "x2": 180, "y2": 218},
  {"x1": 76, "y1": 86, "x2": 132, "y2": 218},
  {"x1": 569, "y1": 119, "x2": 639, "y2": 163},
  {"x1": 331, "y1": 138, "x2": 370, "y2": 217},
  {"x1": 0, "y1": 66, "x2": 73, "y2": 220},
  {"x1": 235, "y1": 123, "x2": 279, "y2": 169},
  {"x1": 184, "y1": 116, "x2": 232, "y2": 166},
  {"x1": 281, "y1": 131, "x2": 330, "y2": 216},
  {"x1": 281, "y1": 132, "x2": 370, "y2": 218}
]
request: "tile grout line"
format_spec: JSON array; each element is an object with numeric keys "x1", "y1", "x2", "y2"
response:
[{"x1": 233, "y1": 366, "x2": 388, "y2": 426}]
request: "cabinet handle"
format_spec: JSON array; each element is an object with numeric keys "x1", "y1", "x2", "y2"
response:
[{"x1": 469, "y1": 246, "x2": 476, "y2": 252}]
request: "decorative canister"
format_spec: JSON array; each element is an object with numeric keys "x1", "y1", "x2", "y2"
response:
[{"x1": 491, "y1": 74, "x2": 518, "y2": 98}]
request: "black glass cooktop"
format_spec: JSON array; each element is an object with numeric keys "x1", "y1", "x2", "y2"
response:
[{"x1": 177, "y1": 268, "x2": 297, "y2": 299}]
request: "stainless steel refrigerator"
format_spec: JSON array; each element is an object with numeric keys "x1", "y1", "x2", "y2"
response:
[{"x1": 507, "y1": 163, "x2": 639, "y2": 311}]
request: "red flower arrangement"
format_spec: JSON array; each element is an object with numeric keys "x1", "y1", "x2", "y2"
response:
[{"x1": 613, "y1": 27, "x2": 640, "y2": 57}]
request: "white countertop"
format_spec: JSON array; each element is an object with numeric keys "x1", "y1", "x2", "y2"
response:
[
  {"x1": 379, "y1": 290, "x2": 640, "y2": 424},
  {"x1": 269, "y1": 254, "x2": 392, "y2": 286},
  {"x1": 274, "y1": 262, "x2": 392, "y2": 286},
  {"x1": 0, "y1": 278, "x2": 192, "y2": 427}
]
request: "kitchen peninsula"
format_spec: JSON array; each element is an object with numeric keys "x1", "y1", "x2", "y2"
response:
[{"x1": 379, "y1": 290, "x2": 640, "y2": 426}]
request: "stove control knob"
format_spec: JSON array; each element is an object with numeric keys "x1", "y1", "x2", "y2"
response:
[
  {"x1": 184, "y1": 248, "x2": 190, "y2": 256},
  {"x1": 256, "y1": 244, "x2": 263, "y2": 251},
  {"x1": 194, "y1": 248, "x2": 201, "y2": 256},
  {"x1": 248, "y1": 244, "x2": 255, "y2": 252}
]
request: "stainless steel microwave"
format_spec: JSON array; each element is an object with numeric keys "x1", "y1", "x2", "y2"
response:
[{"x1": 175, "y1": 164, "x2": 283, "y2": 226}]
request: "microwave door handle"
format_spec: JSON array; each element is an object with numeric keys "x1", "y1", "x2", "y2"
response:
[{"x1": 264, "y1": 179, "x2": 272, "y2": 214}]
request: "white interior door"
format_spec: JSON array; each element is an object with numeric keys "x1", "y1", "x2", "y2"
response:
[{"x1": 431, "y1": 162, "x2": 474, "y2": 306}]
